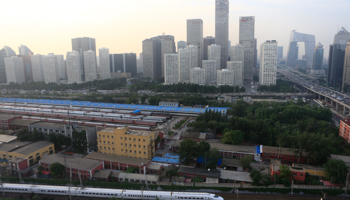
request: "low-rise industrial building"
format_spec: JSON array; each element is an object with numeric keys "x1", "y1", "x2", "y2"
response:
[
  {"x1": 85, "y1": 152, "x2": 151, "y2": 174},
  {"x1": 0, "y1": 114, "x2": 18, "y2": 130},
  {"x1": 271, "y1": 163, "x2": 306, "y2": 183},
  {"x1": 177, "y1": 166, "x2": 221, "y2": 180},
  {"x1": 118, "y1": 173, "x2": 159, "y2": 184},
  {"x1": 97, "y1": 127, "x2": 156, "y2": 159},
  {"x1": 221, "y1": 158, "x2": 243, "y2": 172},
  {"x1": 219, "y1": 170, "x2": 252, "y2": 183},
  {"x1": 9, "y1": 119, "x2": 37, "y2": 130},
  {"x1": 39, "y1": 154, "x2": 104, "y2": 180},
  {"x1": 0, "y1": 136, "x2": 54, "y2": 166},
  {"x1": 262, "y1": 145, "x2": 308, "y2": 165}
]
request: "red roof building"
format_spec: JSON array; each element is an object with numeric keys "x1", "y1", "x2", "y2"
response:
[
  {"x1": 262, "y1": 146, "x2": 308, "y2": 165},
  {"x1": 270, "y1": 164, "x2": 306, "y2": 183},
  {"x1": 339, "y1": 119, "x2": 350, "y2": 143}
]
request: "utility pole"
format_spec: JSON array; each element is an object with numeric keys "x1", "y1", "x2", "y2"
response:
[{"x1": 291, "y1": 180, "x2": 294, "y2": 195}]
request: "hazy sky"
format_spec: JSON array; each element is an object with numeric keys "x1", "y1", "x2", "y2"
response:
[{"x1": 1, "y1": 0, "x2": 349, "y2": 59}]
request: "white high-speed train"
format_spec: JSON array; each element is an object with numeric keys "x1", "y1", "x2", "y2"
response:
[{"x1": 0, "y1": 183, "x2": 224, "y2": 200}]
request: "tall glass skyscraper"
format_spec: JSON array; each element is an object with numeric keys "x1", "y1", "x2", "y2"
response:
[
  {"x1": 72, "y1": 37, "x2": 96, "y2": 81},
  {"x1": 312, "y1": 42, "x2": 324, "y2": 70},
  {"x1": 328, "y1": 27, "x2": 350, "y2": 88},
  {"x1": 215, "y1": 0, "x2": 229, "y2": 70},
  {"x1": 0, "y1": 49, "x2": 7, "y2": 83},
  {"x1": 239, "y1": 16, "x2": 255, "y2": 81},
  {"x1": 187, "y1": 19, "x2": 203, "y2": 68}
]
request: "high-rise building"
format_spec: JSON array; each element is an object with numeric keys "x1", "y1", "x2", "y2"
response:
[
  {"x1": 43, "y1": 54, "x2": 59, "y2": 83},
  {"x1": 203, "y1": 37, "x2": 215, "y2": 60},
  {"x1": 259, "y1": 40, "x2": 278, "y2": 85},
  {"x1": 177, "y1": 41, "x2": 187, "y2": 51},
  {"x1": 0, "y1": 49, "x2": 7, "y2": 83},
  {"x1": 231, "y1": 44, "x2": 245, "y2": 77},
  {"x1": 72, "y1": 37, "x2": 96, "y2": 81},
  {"x1": 66, "y1": 51, "x2": 82, "y2": 83},
  {"x1": 208, "y1": 44, "x2": 221, "y2": 71},
  {"x1": 342, "y1": 42, "x2": 350, "y2": 90},
  {"x1": 202, "y1": 60, "x2": 217, "y2": 85},
  {"x1": 164, "y1": 54, "x2": 178, "y2": 85},
  {"x1": 277, "y1": 46, "x2": 283, "y2": 61},
  {"x1": 55, "y1": 55, "x2": 66, "y2": 80},
  {"x1": 5, "y1": 56, "x2": 25, "y2": 84},
  {"x1": 17, "y1": 55, "x2": 33, "y2": 82},
  {"x1": 109, "y1": 53, "x2": 137, "y2": 77},
  {"x1": 286, "y1": 31, "x2": 315, "y2": 68},
  {"x1": 328, "y1": 27, "x2": 350, "y2": 88},
  {"x1": 187, "y1": 19, "x2": 203, "y2": 68},
  {"x1": 137, "y1": 53, "x2": 143, "y2": 74},
  {"x1": 239, "y1": 16, "x2": 255, "y2": 81},
  {"x1": 18, "y1": 45, "x2": 33, "y2": 56},
  {"x1": 3, "y1": 46, "x2": 16, "y2": 56},
  {"x1": 215, "y1": 0, "x2": 229, "y2": 69},
  {"x1": 159, "y1": 36, "x2": 176, "y2": 77},
  {"x1": 83, "y1": 50, "x2": 97, "y2": 82},
  {"x1": 99, "y1": 48, "x2": 111, "y2": 80},
  {"x1": 312, "y1": 43, "x2": 324, "y2": 70},
  {"x1": 178, "y1": 45, "x2": 198, "y2": 83},
  {"x1": 217, "y1": 69, "x2": 234, "y2": 86},
  {"x1": 227, "y1": 61, "x2": 243, "y2": 86},
  {"x1": 142, "y1": 38, "x2": 161, "y2": 79},
  {"x1": 31, "y1": 55, "x2": 45, "y2": 82},
  {"x1": 190, "y1": 67, "x2": 206, "y2": 85}
]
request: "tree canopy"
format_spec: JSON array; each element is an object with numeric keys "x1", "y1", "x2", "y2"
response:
[
  {"x1": 49, "y1": 162, "x2": 65, "y2": 178},
  {"x1": 323, "y1": 159, "x2": 348, "y2": 184}
]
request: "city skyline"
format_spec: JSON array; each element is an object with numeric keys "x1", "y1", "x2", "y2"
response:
[{"x1": 1, "y1": 0, "x2": 349, "y2": 59}]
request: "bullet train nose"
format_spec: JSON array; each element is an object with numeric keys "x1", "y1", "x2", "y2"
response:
[{"x1": 213, "y1": 196, "x2": 224, "y2": 200}]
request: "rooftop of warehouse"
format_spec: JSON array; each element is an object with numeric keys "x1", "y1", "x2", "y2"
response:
[
  {"x1": 0, "y1": 140, "x2": 31, "y2": 152},
  {"x1": 40, "y1": 154, "x2": 103, "y2": 171},
  {"x1": 177, "y1": 166, "x2": 221, "y2": 178},
  {"x1": 12, "y1": 141, "x2": 53, "y2": 155},
  {"x1": 29, "y1": 121, "x2": 66, "y2": 129},
  {"x1": 85, "y1": 152, "x2": 151, "y2": 166},
  {"x1": 9, "y1": 119, "x2": 37, "y2": 127},
  {"x1": 0, "y1": 98, "x2": 228, "y2": 114},
  {"x1": 0, "y1": 114, "x2": 16, "y2": 121}
]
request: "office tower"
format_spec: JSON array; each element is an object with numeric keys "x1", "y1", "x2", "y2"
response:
[
  {"x1": 178, "y1": 45, "x2": 198, "y2": 83},
  {"x1": 3, "y1": 46, "x2": 16, "y2": 56},
  {"x1": 4, "y1": 56, "x2": 25, "y2": 84},
  {"x1": 217, "y1": 69, "x2": 234, "y2": 86},
  {"x1": 109, "y1": 53, "x2": 137, "y2": 77},
  {"x1": 259, "y1": 40, "x2": 278, "y2": 85},
  {"x1": 137, "y1": 53, "x2": 143, "y2": 73},
  {"x1": 239, "y1": 16, "x2": 255, "y2": 81},
  {"x1": 208, "y1": 44, "x2": 221, "y2": 70},
  {"x1": 231, "y1": 44, "x2": 245, "y2": 76},
  {"x1": 142, "y1": 38, "x2": 161, "y2": 79},
  {"x1": 159, "y1": 36, "x2": 176, "y2": 77},
  {"x1": 286, "y1": 31, "x2": 315, "y2": 68},
  {"x1": 42, "y1": 54, "x2": 59, "y2": 83},
  {"x1": 342, "y1": 42, "x2": 350, "y2": 90},
  {"x1": 228, "y1": 40, "x2": 231, "y2": 60},
  {"x1": 83, "y1": 50, "x2": 97, "y2": 81},
  {"x1": 55, "y1": 55, "x2": 66, "y2": 80},
  {"x1": 164, "y1": 54, "x2": 178, "y2": 85},
  {"x1": 190, "y1": 67, "x2": 206, "y2": 85},
  {"x1": 254, "y1": 38, "x2": 258, "y2": 68},
  {"x1": 328, "y1": 28, "x2": 350, "y2": 88},
  {"x1": 277, "y1": 46, "x2": 283, "y2": 61},
  {"x1": 71, "y1": 37, "x2": 96, "y2": 81},
  {"x1": 187, "y1": 19, "x2": 203, "y2": 67},
  {"x1": 312, "y1": 43, "x2": 324, "y2": 70},
  {"x1": 31, "y1": 55, "x2": 45, "y2": 82},
  {"x1": 17, "y1": 55, "x2": 32, "y2": 82},
  {"x1": 177, "y1": 41, "x2": 187, "y2": 50},
  {"x1": 215, "y1": 0, "x2": 229, "y2": 69},
  {"x1": 18, "y1": 45, "x2": 33, "y2": 56},
  {"x1": 202, "y1": 60, "x2": 217, "y2": 85},
  {"x1": 227, "y1": 61, "x2": 243, "y2": 85},
  {"x1": 203, "y1": 37, "x2": 215, "y2": 60},
  {"x1": 99, "y1": 48, "x2": 111, "y2": 80},
  {"x1": 66, "y1": 51, "x2": 82, "y2": 83},
  {"x1": 0, "y1": 49, "x2": 6, "y2": 83}
]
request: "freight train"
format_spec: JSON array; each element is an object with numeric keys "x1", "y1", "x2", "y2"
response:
[{"x1": 0, "y1": 183, "x2": 224, "y2": 200}]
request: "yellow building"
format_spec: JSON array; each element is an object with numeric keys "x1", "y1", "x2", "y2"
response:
[
  {"x1": 0, "y1": 135, "x2": 55, "y2": 166},
  {"x1": 97, "y1": 127, "x2": 156, "y2": 159},
  {"x1": 292, "y1": 164, "x2": 326, "y2": 178}
]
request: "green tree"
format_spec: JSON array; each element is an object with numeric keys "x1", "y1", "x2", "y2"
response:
[
  {"x1": 204, "y1": 148, "x2": 221, "y2": 170},
  {"x1": 279, "y1": 165, "x2": 292, "y2": 187},
  {"x1": 48, "y1": 133, "x2": 71, "y2": 150},
  {"x1": 72, "y1": 130, "x2": 87, "y2": 153},
  {"x1": 178, "y1": 139, "x2": 199, "y2": 165},
  {"x1": 222, "y1": 130, "x2": 243, "y2": 145},
  {"x1": 165, "y1": 168, "x2": 178, "y2": 180},
  {"x1": 323, "y1": 159, "x2": 348, "y2": 184},
  {"x1": 49, "y1": 162, "x2": 65, "y2": 178},
  {"x1": 240, "y1": 155, "x2": 254, "y2": 170},
  {"x1": 250, "y1": 169, "x2": 262, "y2": 186},
  {"x1": 197, "y1": 141, "x2": 210, "y2": 157},
  {"x1": 37, "y1": 165, "x2": 44, "y2": 176}
]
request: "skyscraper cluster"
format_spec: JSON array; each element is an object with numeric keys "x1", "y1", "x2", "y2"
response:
[
  {"x1": 1, "y1": 37, "x2": 137, "y2": 84},
  {"x1": 149, "y1": 0, "x2": 270, "y2": 86}
]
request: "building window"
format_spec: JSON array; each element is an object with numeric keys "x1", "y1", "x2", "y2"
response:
[
  {"x1": 134, "y1": 145, "x2": 136, "y2": 147},
  {"x1": 99, "y1": 135, "x2": 101, "y2": 138},
  {"x1": 100, "y1": 146, "x2": 102, "y2": 149},
  {"x1": 108, "y1": 141, "x2": 110, "y2": 145},
  {"x1": 138, "y1": 139, "x2": 140, "y2": 141},
  {"x1": 112, "y1": 142, "x2": 114, "y2": 145},
  {"x1": 120, "y1": 137, "x2": 123, "y2": 139},
  {"x1": 139, "y1": 151, "x2": 141, "y2": 154},
  {"x1": 99, "y1": 140, "x2": 101, "y2": 143},
  {"x1": 103, "y1": 135, "x2": 105, "y2": 137},
  {"x1": 129, "y1": 138, "x2": 131, "y2": 140},
  {"x1": 300, "y1": 174, "x2": 303, "y2": 176},
  {"x1": 134, "y1": 151, "x2": 136, "y2": 153},
  {"x1": 104, "y1": 147, "x2": 106, "y2": 150},
  {"x1": 143, "y1": 139, "x2": 145, "y2": 142},
  {"x1": 121, "y1": 143, "x2": 123, "y2": 145},
  {"x1": 111, "y1": 136, "x2": 113, "y2": 139},
  {"x1": 121, "y1": 149, "x2": 123, "y2": 151},
  {"x1": 112, "y1": 148, "x2": 114, "y2": 151},
  {"x1": 126, "y1": 150, "x2": 128, "y2": 152},
  {"x1": 144, "y1": 152, "x2": 146, "y2": 154},
  {"x1": 129, "y1": 144, "x2": 131, "y2": 147},
  {"x1": 107, "y1": 135, "x2": 109, "y2": 138},
  {"x1": 143, "y1": 145, "x2": 145, "y2": 149},
  {"x1": 139, "y1": 145, "x2": 141, "y2": 148}
]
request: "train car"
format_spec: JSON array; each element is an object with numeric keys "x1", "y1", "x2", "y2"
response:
[
  {"x1": 0, "y1": 183, "x2": 224, "y2": 200},
  {"x1": 113, "y1": 119, "x2": 134, "y2": 124},
  {"x1": 134, "y1": 120, "x2": 157, "y2": 126},
  {"x1": 100, "y1": 109, "x2": 115, "y2": 113}
]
